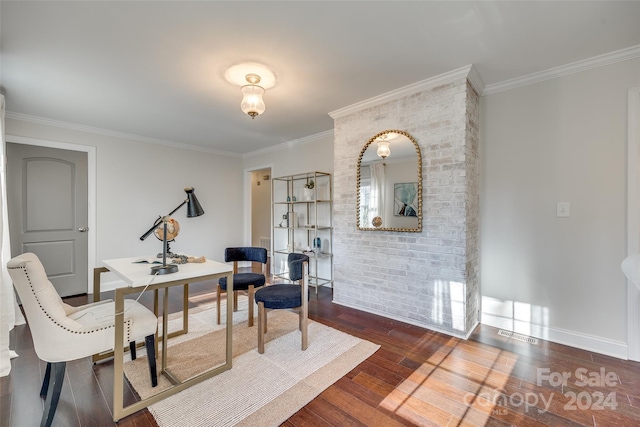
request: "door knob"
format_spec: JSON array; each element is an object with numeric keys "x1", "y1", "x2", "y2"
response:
[{"x1": 78, "y1": 227, "x2": 89, "y2": 232}]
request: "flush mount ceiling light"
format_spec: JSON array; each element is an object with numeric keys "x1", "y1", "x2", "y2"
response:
[
  {"x1": 376, "y1": 135, "x2": 391, "y2": 159},
  {"x1": 240, "y1": 74, "x2": 265, "y2": 119},
  {"x1": 225, "y1": 62, "x2": 276, "y2": 119}
]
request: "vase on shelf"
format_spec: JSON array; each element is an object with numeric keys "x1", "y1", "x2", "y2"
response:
[{"x1": 303, "y1": 188, "x2": 314, "y2": 201}]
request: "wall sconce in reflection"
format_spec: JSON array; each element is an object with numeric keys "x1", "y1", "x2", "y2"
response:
[{"x1": 376, "y1": 135, "x2": 391, "y2": 159}]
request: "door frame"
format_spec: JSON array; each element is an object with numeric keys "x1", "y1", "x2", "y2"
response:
[
  {"x1": 6, "y1": 135, "x2": 96, "y2": 294},
  {"x1": 244, "y1": 163, "x2": 273, "y2": 246},
  {"x1": 627, "y1": 86, "x2": 640, "y2": 360}
]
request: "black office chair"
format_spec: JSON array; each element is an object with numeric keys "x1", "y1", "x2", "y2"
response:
[
  {"x1": 254, "y1": 253, "x2": 309, "y2": 354},
  {"x1": 217, "y1": 247, "x2": 268, "y2": 327}
]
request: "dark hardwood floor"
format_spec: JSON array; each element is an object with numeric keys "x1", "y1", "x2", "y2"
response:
[{"x1": 4, "y1": 278, "x2": 640, "y2": 426}]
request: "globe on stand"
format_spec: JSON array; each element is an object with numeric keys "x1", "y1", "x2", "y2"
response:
[{"x1": 154, "y1": 217, "x2": 180, "y2": 258}]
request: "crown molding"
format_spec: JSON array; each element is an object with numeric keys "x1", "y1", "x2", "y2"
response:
[
  {"x1": 243, "y1": 129, "x2": 334, "y2": 158},
  {"x1": 483, "y1": 44, "x2": 640, "y2": 96},
  {"x1": 5, "y1": 112, "x2": 242, "y2": 157},
  {"x1": 467, "y1": 64, "x2": 485, "y2": 96},
  {"x1": 329, "y1": 64, "x2": 480, "y2": 119}
]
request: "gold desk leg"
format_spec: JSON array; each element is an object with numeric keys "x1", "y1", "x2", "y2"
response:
[
  {"x1": 227, "y1": 275, "x2": 233, "y2": 366},
  {"x1": 154, "y1": 289, "x2": 159, "y2": 357},
  {"x1": 113, "y1": 288, "x2": 126, "y2": 422},
  {"x1": 93, "y1": 267, "x2": 108, "y2": 303},
  {"x1": 162, "y1": 286, "x2": 169, "y2": 375},
  {"x1": 92, "y1": 267, "x2": 109, "y2": 363},
  {"x1": 93, "y1": 274, "x2": 190, "y2": 364},
  {"x1": 112, "y1": 273, "x2": 233, "y2": 421},
  {"x1": 157, "y1": 284, "x2": 189, "y2": 342},
  {"x1": 301, "y1": 264, "x2": 309, "y2": 350},
  {"x1": 161, "y1": 283, "x2": 181, "y2": 385},
  {"x1": 183, "y1": 283, "x2": 189, "y2": 334}
]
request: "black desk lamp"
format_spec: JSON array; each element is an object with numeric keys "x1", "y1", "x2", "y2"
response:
[{"x1": 139, "y1": 187, "x2": 205, "y2": 275}]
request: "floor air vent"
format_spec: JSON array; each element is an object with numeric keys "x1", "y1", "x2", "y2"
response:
[{"x1": 498, "y1": 330, "x2": 538, "y2": 345}]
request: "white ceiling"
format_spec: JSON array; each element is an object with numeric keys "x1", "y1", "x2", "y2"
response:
[{"x1": 2, "y1": 1, "x2": 639, "y2": 155}]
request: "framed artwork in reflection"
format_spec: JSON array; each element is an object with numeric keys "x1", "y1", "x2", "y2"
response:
[{"x1": 394, "y1": 182, "x2": 418, "y2": 217}]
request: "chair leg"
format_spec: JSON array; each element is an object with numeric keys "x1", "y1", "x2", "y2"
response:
[
  {"x1": 301, "y1": 270, "x2": 309, "y2": 351},
  {"x1": 233, "y1": 291, "x2": 239, "y2": 312},
  {"x1": 216, "y1": 284, "x2": 222, "y2": 325},
  {"x1": 40, "y1": 361, "x2": 65, "y2": 427},
  {"x1": 263, "y1": 304, "x2": 268, "y2": 334},
  {"x1": 298, "y1": 308, "x2": 302, "y2": 331},
  {"x1": 40, "y1": 362, "x2": 51, "y2": 398},
  {"x1": 258, "y1": 302, "x2": 265, "y2": 354},
  {"x1": 145, "y1": 334, "x2": 158, "y2": 387},
  {"x1": 301, "y1": 309, "x2": 308, "y2": 351},
  {"x1": 248, "y1": 285, "x2": 255, "y2": 327},
  {"x1": 129, "y1": 341, "x2": 137, "y2": 360}
]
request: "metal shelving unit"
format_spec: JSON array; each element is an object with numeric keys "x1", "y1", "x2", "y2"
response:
[{"x1": 271, "y1": 171, "x2": 333, "y2": 293}]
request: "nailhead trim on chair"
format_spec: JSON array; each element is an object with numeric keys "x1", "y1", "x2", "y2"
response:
[{"x1": 8, "y1": 265, "x2": 116, "y2": 335}]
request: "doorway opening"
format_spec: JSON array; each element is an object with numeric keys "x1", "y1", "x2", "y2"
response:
[{"x1": 246, "y1": 166, "x2": 272, "y2": 274}]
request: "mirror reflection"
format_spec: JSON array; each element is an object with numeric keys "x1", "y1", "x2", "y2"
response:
[{"x1": 357, "y1": 130, "x2": 422, "y2": 232}]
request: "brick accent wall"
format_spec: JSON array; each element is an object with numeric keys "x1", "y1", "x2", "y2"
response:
[{"x1": 332, "y1": 77, "x2": 480, "y2": 337}]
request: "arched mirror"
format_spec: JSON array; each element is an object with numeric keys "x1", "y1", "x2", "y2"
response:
[{"x1": 357, "y1": 130, "x2": 422, "y2": 232}]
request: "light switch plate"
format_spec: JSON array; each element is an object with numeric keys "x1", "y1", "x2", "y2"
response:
[{"x1": 557, "y1": 202, "x2": 570, "y2": 218}]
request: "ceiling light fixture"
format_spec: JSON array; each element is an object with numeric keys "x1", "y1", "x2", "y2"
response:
[
  {"x1": 376, "y1": 135, "x2": 391, "y2": 159},
  {"x1": 240, "y1": 74, "x2": 266, "y2": 119}
]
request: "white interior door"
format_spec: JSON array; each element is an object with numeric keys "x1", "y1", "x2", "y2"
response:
[{"x1": 7, "y1": 143, "x2": 88, "y2": 297}]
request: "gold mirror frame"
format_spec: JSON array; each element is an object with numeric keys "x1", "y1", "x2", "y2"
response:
[{"x1": 356, "y1": 129, "x2": 423, "y2": 232}]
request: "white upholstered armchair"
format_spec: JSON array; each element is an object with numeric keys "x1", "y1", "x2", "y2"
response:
[{"x1": 7, "y1": 252, "x2": 158, "y2": 427}]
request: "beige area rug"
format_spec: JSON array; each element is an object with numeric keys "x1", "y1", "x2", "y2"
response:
[{"x1": 124, "y1": 295, "x2": 379, "y2": 427}]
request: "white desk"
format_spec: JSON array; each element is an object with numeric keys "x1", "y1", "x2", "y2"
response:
[{"x1": 93, "y1": 257, "x2": 233, "y2": 422}]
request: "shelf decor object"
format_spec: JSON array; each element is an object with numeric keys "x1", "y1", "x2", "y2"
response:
[{"x1": 271, "y1": 172, "x2": 333, "y2": 293}]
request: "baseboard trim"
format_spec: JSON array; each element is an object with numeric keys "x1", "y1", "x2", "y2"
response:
[
  {"x1": 332, "y1": 299, "x2": 477, "y2": 339},
  {"x1": 481, "y1": 313, "x2": 628, "y2": 360},
  {"x1": 95, "y1": 279, "x2": 128, "y2": 294}
]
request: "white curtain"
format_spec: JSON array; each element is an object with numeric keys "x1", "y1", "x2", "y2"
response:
[
  {"x1": 0, "y1": 94, "x2": 22, "y2": 377},
  {"x1": 369, "y1": 162, "x2": 385, "y2": 226}
]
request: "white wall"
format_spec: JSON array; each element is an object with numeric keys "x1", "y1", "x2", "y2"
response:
[
  {"x1": 243, "y1": 133, "x2": 334, "y2": 179},
  {"x1": 6, "y1": 118, "x2": 244, "y2": 289},
  {"x1": 480, "y1": 58, "x2": 640, "y2": 356}
]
